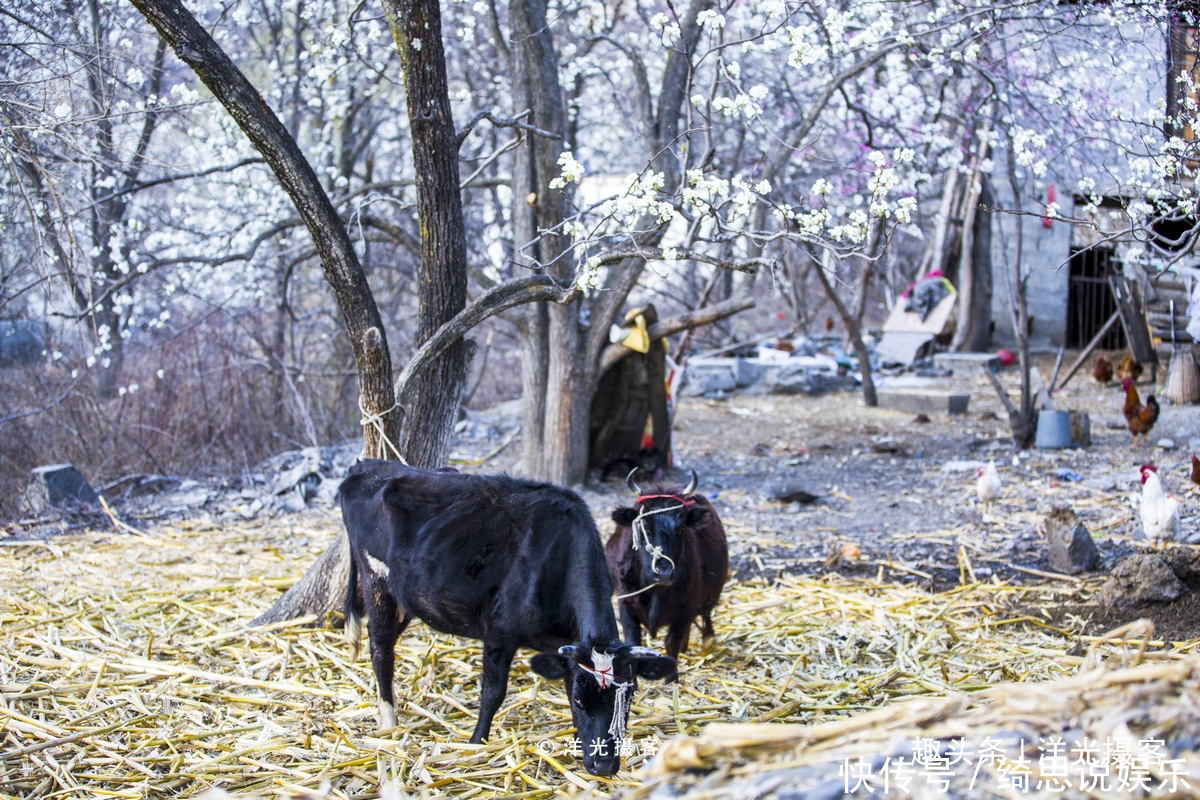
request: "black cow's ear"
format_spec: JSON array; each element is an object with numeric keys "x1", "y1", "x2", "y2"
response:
[
  {"x1": 686, "y1": 506, "x2": 705, "y2": 525},
  {"x1": 612, "y1": 507, "x2": 638, "y2": 526},
  {"x1": 635, "y1": 656, "x2": 678, "y2": 683},
  {"x1": 529, "y1": 653, "x2": 570, "y2": 680}
]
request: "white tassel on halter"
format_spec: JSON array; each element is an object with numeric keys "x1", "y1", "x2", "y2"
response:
[{"x1": 608, "y1": 681, "x2": 632, "y2": 742}]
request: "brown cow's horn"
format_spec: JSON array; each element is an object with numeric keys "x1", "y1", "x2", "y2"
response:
[
  {"x1": 626, "y1": 468, "x2": 642, "y2": 496},
  {"x1": 683, "y1": 467, "x2": 698, "y2": 496},
  {"x1": 558, "y1": 645, "x2": 580, "y2": 659}
]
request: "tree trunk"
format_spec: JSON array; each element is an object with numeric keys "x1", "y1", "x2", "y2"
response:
[
  {"x1": 963, "y1": 175, "x2": 994, "y2": 352},
  {"x1": 920, "y1": 170, "x2": 961, "y2": 277},
  {"x1": 949, "y1": 176, "x2": 982, "y2": 352},
  {"x1": 382, "y1": 0, "x2": 471, "y2": 469},
  {"x1": 813, "y1": 248, "x2": 878, "y2": 407},
  {"x1": 951, "y1": 121, "x2": 992, "y2": 353},
  {"x1": 1003, "y1": 146, "x2": 1036, "y2": 448},
  {"x1": 253, "y1": 533, "x2": 352, "y2": 627},
  {"x1": 510, "y1": 0, "x2": 575, "y2": 481},
  {"x1": 130, "y1": 0, "x2": 400, "y2": 463},
  {"x1": 517, "y1": 312, "x2": 549, "y2": 476},
  {"x1": 509, "y1": 1, "x2": 550, "y2": 477},
  {"x1": 1166, "y1": 3, "x2": 1191, "y2": 140},
  {"x1": 505, "y1": 0, "x2": 751, "y2": 486}
]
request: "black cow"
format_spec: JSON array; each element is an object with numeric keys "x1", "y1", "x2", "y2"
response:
[
  {"x1": 606, "y1": 469, "x2": 729, "y2": 660},
  {"x1": 339, "y1": 460, "x2": 676, "y2": 776}
]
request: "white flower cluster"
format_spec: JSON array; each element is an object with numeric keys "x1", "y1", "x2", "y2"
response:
[
  {"x1": 573, "y1": 256, "x2": 602, "y2": 294},
  {"x1": 712, "y1": 90, "x2": 766, "y2": 119},
  {"x1": 649, "y1": 12, "x2": 680, "y2": 43},
  {"x1": 599, "y1": 172, "x2": 676, "y2": 224},
  {"x1": 549, "y1": 152, "x2": 585, "y2": 190},
  {"x1": 786, "y1": 24, "x2": 829, "y2": 68},
  {"x1": 1011, "y1": 127, "x2": 1048, "y2": 177}
]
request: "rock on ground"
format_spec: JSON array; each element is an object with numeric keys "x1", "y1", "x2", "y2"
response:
[
  {"x1": 1096, "y1": 554, "x2": 1187, "y2": 611},
  {"x1": 1044, "y1": 506, "x2": 1102, "y2": 574}
]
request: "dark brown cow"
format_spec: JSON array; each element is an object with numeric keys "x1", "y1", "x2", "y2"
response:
[{"x1": 605, "y1": 469, "x2": 729, "y2": 659}]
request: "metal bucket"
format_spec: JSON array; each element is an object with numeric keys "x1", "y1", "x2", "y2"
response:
[{"x1": 1035, "y1": 410, "x2": 1073, "y2": 449}]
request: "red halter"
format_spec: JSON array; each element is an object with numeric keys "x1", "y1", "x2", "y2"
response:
[{"x1": 636, "y1": 494, "x2": 695, "y2": 506}]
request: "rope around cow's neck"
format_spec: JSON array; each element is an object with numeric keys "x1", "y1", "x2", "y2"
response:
[{"x1": 629, "y1": 494, "x2": 693, "y2": 577}]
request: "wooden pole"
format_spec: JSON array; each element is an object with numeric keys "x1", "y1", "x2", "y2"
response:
[
  {"x1": 1057, "y1": 311, "x2": 1120, "y2": 390},
  {"x1": 1048, "y1": 345, "x2": 1065, "y2": 392}
]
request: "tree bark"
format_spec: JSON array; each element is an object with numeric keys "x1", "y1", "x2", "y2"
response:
[
  {"x1": 999, "y1": 145, "x2": 1036, "y2": 448},
  {"x1": 509, "y1": 0, "x2": 551, "y2": 477},
  {"x1": 963, "y1": 175, "x2": 994, "y2": 352},
  {"x1": 381, "y1": 0, "x2": 471, "y2": 469},
  {"x1": 812, "y1": 248, "x2": 878, "y2": 407},
  {"x1": 1165, "y1": 3, "x2": 1192, "y2": 140},
  {"x1": 82, "y1": 8, "x2": 166, "y2": 398},
  {"x1": 129, "y1": 0, "x2": 400, "y2": 462},
  {"x1": 253, "y1": 534, "x2": 352, "y2": 627},
  {"x1": 950, "y1": 121, "x2": 992, "y2": 352},
  {"x1": 510, "y1": 0, "x2": 574, "y2": 481}
]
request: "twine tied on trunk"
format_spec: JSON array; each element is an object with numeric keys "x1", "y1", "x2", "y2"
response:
[{"x1": 359, "y1": 397, "x2": 407, "y2": 463}]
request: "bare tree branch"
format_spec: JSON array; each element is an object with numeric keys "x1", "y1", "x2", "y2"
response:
[
  {"x1": 92, "y1": 157, "x2": 266, "y2": 204},
  {"x1": 394, "y1": 275, "x2": 580, "y2": 399},
  {"x1": 588, "y1": 247, "x2": 770, "y2": 274},
  {"x1": 456, "y1": 108, "x2": 560, "y2": 149}
]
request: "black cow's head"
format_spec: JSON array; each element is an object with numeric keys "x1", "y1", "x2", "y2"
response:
[
  {"x1": 529, "y1": 642, "x2": 676, "y2": 776},
  {"x1": 611, "y1": 468, "x2": 702, "y2": 587}
]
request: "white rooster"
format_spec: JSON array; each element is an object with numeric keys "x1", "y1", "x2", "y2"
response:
[
  {"x1": 1138, "y1": 464, "x2": 1181, "y2": 548},
  {"x1": 976, "y1": 460, "x2": 1002, "y2": 516}
]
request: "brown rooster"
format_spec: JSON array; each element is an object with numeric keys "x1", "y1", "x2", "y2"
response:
[
  {"x1": 1123, "y1": 377, "x2": 1160, "y2": 447},
  {"x1": 1093, "y1": 355, "x2": 1113, "y2": 384},
  {"x1": 1116, "y1": 354, "x2": 1143, "y2": 382},
  {"x1": 1191, "y1": 455, "x2": 1200, "y2": 488}
]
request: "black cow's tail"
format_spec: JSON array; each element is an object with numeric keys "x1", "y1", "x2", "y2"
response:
[{"x1": 344, "y1": 550, "x2": 363, "y2": 661}]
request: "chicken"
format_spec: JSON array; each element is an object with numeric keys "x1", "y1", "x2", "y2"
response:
[
  {"x1": 1116, "y1": 354, "x2": 1143, "y2": 382},
  {"x1": 1093, "y1": 355, "x2": 1113, "y2": 384},
  {"x1": 1192, "y1": 455, "x2": 1200, "y2": 488},
  {"x1": 1138, "y1": 464, "x2": 1180, "y2": 548},
  {"x1": 976, "y1": 460, "x2": 1001, "y2": 515},
  {"x1": 1122, "y1": 377, "x2": 1160, "y2": 447}
]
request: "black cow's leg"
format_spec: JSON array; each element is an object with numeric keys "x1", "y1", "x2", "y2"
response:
[
  {"x1": 664, "y1": 617, "x2": 691, "y2": 660},
  {"x1": 701, "y1": 610, "x2": 716, "y2": 640},
  {"x1": 619, "y1": 602, "x2": 643, "y2": 646},
  {"x1": 365, "y1": 588, "x2": 403, "y2": 731},
  {"x1": 700, "y1": 610, "x2": 717, "y2": 652},
  {"x1": 471, "y1": 639, "x2": 516, "y2": 744}
]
